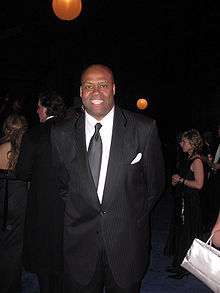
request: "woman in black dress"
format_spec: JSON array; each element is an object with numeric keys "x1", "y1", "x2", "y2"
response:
[
  {"x1": 0, "y1": 114, "x2": 28, "y2": 293},
  {"x1": 165, "y1": 129, "x2": 204, "y2": 279}
]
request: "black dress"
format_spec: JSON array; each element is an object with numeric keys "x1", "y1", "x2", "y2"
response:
[
  {"x1": 206, "y1": 156, "x2": 220, "y2": 227},
  {"x1": 0, "y1": 169, "x2": 28, "y2": 293},
  {"x1": 164, "y1": 157, "x2": 202, "y2": 267}
]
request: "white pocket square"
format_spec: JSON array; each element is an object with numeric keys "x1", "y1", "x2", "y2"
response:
[{"x1": 131, "y1": 153, "x2": 142, "y2": 164}]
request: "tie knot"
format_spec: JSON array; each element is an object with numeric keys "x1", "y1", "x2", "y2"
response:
[{"x1": 94, "y1": 123, "x2": 102, "y2": 139}]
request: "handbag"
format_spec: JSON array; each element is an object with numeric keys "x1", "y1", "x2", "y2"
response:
[{"x1": 181, "y1": 234, "x2": 220, "y2": 292}]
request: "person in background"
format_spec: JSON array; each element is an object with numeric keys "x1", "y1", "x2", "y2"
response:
[
  {"x1": 202, "y1": 124, "x2": 220, "y2": 229},
  {"x1": 51, "y1": 64, "x2": 165, "y2": 293},
  {"x1": 200, "y1": 130, "x2": 216, "y2": 232},
  {"x1": 16, "y1": 91, "x2": 67, "y2": 293},
  {"x1": 0, "y1": 114, "x2": 28, "y2": 293},
  {"x1": 206, "y1": 124, "x2": 220, "y2": 228},
  {"x1": 165, "y1": 129, "x2": 204, "y2": 279}
]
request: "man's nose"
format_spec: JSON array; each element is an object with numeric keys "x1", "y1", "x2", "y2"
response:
[{"x1": 92, "y1": 86, "x2": 100, "y2": 93}]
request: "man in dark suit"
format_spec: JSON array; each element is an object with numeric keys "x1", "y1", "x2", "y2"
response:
[
  {"x1": 51, "y1": 64, "x2": 165, "y2": 293},
  {"x1": 16, "y1": 91, "x2": 67, "y2": 293}
]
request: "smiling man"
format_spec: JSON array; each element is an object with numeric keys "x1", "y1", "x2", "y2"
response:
[
  {"x1": 80, "y1": 65, "x2": 115, "y2": 120},
  {"x1": 51, "y1": 64, "x2": 165, "y2": 293}
]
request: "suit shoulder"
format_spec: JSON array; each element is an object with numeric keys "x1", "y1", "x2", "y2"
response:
[
  {"x1": 23, "y1": 123, "x2": 51, "y2": 142},
  {"x1": 121, "y1": 108, "x2": 155, "y2": 128},
  {"x1": 52, "y1": 117, "x2": 74, "y2": 132},
  {"x1": 52, "y1": 112, "x2": 81, "y2": 134}
]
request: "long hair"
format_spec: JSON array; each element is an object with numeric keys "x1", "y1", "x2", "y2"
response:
[
  {"x1": 1, "y1": 114, "x2": 28, "y2": 169},
  {"x1": 181, "y1": 129, "x2": 203, "y2": 158}
]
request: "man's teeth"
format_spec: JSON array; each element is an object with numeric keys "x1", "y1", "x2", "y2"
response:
[{"x1": 92, "y1": 100, "x2": 103, "y2": 104}]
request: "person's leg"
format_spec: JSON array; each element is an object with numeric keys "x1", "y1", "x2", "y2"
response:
[
  {"x1": 63, "y1": 273, "x2": 104, "y2": 293},
  {"x1": 38, "y1": 273, "x2": 63, "y2": 293},
  {"x1": 102, "y1": 249, "x2": 142, "y2": 293},
  {"x1": 8, "y1": 270, "x2": 22, "y2": 293},
  {"x1": 37, "y1": 274, "x2": 49, "y2": 293},
  {"x1": 105, "y1": 280, "x2": 142, "y2": 293},
  {"x1": 49, "y1": 274, "x2": 63, "y2": 293},
  {"x1": 0, "y1": 256, "x2": 22, "y2": 293},
  {"x1": 63, "y1": 251, "x2": 104, "y2": 293}
]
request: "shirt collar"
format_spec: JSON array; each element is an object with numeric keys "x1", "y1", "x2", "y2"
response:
[
  {"x1": 85, "y1": 107, "x2": 114, "y2": 128},
  {"x1": 46, "y1": 115, "x2": 54, "y2": 121}
]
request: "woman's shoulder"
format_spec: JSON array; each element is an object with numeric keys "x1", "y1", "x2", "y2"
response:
[
  {"x1": 191, "y1": 155, "x2": 203, "y2": 163},
  {"x1": 0, "y1": 141, "x2": 11, "y2": 169},
  {"x1": 190, "y1": 156, "x2": 203, "y2": 171},
  {"x1": 0, "y1": 141, "x2": 11, "y2": 152}
]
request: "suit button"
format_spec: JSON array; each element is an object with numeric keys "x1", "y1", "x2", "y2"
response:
[
  {"x1": 6, "y1": 225, "x2": 12, "y2": 231},
  {"x1": 100, "y1": 210, "x2": 106, "y2": 216}
]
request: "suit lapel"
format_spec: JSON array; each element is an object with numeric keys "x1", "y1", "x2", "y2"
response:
[
  {"x1": 74, "y1": 114, "x2": 101, "y2": 209},
  {"x1": 102, "y1": 107, "x2": 127, "y2": 209}
]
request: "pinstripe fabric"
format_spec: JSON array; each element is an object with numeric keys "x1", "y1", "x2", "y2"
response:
[{"x1": 51, "y1": 106, "x2": 165, "y2": 288}]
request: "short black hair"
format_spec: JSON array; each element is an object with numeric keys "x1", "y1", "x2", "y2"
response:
[{"x1": 38, "y1": 91, "x2": 66, "y2": 118}]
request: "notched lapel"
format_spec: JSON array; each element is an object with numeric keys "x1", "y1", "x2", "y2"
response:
[
  {"x1": 102, "y1": 108, "x2": 127, "y2": 208},
  {"x1": 74, "y1": 114, "x2": 101, "y2": 208}
]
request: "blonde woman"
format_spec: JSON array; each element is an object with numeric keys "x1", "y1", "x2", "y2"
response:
[
  {"x1": 0, "y1": 114, "x2": 28, "y2": 293},
  {"x1": 165, "y1": 129, "x2": 204, "y2": 279}
]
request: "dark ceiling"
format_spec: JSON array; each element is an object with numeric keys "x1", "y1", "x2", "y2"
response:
[{"x1": 0, "y1": 1, "x2": 219, "y2": 133}]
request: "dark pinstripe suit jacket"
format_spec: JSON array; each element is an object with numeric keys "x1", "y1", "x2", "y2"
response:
[{"x1": 51, "y1": 106, "x2": 165, "y2": 287}]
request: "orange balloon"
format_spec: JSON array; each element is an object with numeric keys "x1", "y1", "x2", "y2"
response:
[
  {"x1": 136, "y1": 98, "x2": 148, "y2": 110},
  {"x1": 52, "y1": 0, "x2": 82, "y2": 21}
]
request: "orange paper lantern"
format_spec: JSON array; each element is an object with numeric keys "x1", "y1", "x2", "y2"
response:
[
  {"x1": 52, "y1": 0, "x2": 82, "y2": 21},
  {"x1": 136, "y1": 98, "x2": 148, "y2": 110}
]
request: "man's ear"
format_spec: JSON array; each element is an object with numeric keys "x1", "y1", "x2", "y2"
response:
[{"x1": 80, "y1": 86, "x2": 82, "y2": 98}]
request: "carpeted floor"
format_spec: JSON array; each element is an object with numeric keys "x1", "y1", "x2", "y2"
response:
[
  {"x1": 22, "y1": 191, "x2": 212, "y2": 293},
  {"x1": 140, "y1": 191, "x2": 212, "y2": 292}
]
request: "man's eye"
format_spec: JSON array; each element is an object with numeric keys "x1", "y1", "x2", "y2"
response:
[
  {"x1": 99, "y1": 84, "x2": 108, "y2": 89},
  {"x1": 84, "y1": 85, "x2": 93, "y2": 90}
]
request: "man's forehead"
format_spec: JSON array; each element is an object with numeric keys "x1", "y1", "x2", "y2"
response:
[
  {"x1": 82, "y1": 79, "x2": 110, "y2": 84},
  {"x1": 81, "y1": 66, "x2": 113, "y2": 81}
]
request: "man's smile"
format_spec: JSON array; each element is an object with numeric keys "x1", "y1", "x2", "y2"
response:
[{"x1": 91, "y1": 99, "x2": 104, "y2": 105}]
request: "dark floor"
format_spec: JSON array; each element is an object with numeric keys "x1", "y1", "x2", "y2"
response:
[{"x1": 22, "y1": 191, "x2": 212, "y2": 292}]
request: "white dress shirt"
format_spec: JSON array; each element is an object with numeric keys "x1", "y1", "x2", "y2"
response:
[
  {"x1": 85, "y1": 108, "x2": 114, "y2": 203},
  {"x1": 46, "y1": 115, "x2": 54, "y2": 121}
]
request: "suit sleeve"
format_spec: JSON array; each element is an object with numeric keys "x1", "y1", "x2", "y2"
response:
[
  {"x1": 51, "y1": 126, "x2": 70, "y2": 199},
  {"x1": 143, "y1": 120, "x2": 165, "y2": 212}
]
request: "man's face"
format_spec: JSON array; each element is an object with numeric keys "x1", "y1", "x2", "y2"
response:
[
  {"x1": 80, "y1": 66, "x2": 115, "y2": 120},
  {"x1": 37, "y1": 101, "x2": 47, "y2": 123}
]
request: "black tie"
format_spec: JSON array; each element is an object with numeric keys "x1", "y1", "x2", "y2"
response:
[{"x1": 88, "y1": 123, "x2": 102, "y2": 189}]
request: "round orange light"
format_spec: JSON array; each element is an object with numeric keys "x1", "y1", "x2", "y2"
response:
[
  {"x1": 52, "y1": 0, "x2": 82, "y2": 21},
  {"x1": 136, "y1": 98, "x2": 148, "y2": 110}
]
